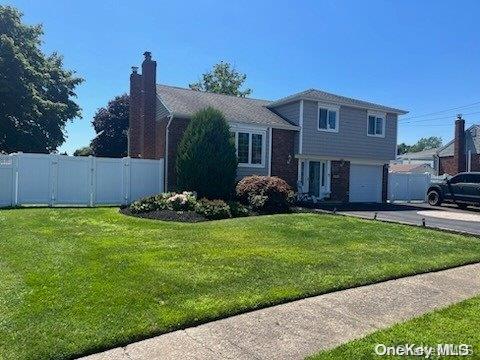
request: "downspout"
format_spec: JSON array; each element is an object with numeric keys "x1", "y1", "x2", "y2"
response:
[{"x1": 165, "y1": 114, "x2": 174, "y2": 191}]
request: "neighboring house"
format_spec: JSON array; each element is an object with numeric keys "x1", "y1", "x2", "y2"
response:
[
  {"x1": 437, "y1": 116, "x2": 480, "y2": 175},
  {"x1": 128, "y1": 52, "x2": 408, "y2": 203},
  {"x1": 389, "y1": 163, "x2": 436, "y2": 175},
  {"x1": 394, "y1": 148, "x2": 438, "y2": 167}
]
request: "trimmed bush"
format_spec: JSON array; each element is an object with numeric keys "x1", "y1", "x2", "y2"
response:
[
  {"x1": 228, "y1": 201, "x2": 250, "y2": 217},
  {"x1": 236, "y1": 176, "x2": 294, "y2": 213},
  {"x1": 176, "y1": 107, "x2": 237, "y2": 199},
  {"x1": 195, "y1": 199, "x2": 232, "y2": 220}
]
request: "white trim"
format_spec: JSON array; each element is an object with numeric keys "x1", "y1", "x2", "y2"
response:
[
  {"x1": 317, "y1": 103, "x2": 340, "y2": 133},
  {"x1": 367, "y1": 111, "x2": 386, "y2": 138},
  {"x1": 299, "y1": 100, "x2": 304, "y2": 154},
  {"x1": 231, "y1": 125, "x2": 267, "y2": 168},
  {"x1": 268, "y1": 128, "x2": 272, "y2": 176},
  {"x1": 268, "y1": 97, "x2": 408, "y2": 115}
]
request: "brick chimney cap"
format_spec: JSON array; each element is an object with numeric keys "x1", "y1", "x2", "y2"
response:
[
  {"x1": 143, "y1": 51, "x2": 152, "y2": 60},
  {"x1": 131, "y1": 66, "x2": 138, "y2": 74}
]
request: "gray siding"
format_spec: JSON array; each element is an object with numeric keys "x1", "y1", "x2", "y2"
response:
[
  {"x1": 236, "y1": 128, "x2": 270, "y2": 179},
  {"x1": 272, "y1": 102, "x2": 300, "y2": 125},
  {"x1": 301, "y1": 101, "x2": 397, "y2": 161},
  {"x1": 156, "y1": 97, "x2": 170, "y2": 120}
]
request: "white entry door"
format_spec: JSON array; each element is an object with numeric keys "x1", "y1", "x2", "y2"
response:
[{"x1": 349, "y1": 164, "x2": 383, "y2": 203}]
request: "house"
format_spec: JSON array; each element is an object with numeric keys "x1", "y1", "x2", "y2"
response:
[
  {"x1": 394, "y1": 148, "x2": 438, "y2": 167},
  {"x1": 128, "y1": 52, "x2": 408, "y2": 203},
  {"x1": 437, "y1": 116, "x2": 480, "y2": 175},
  {"x1": 389, "y1": 163, "x2": 436, "y2": 175}
]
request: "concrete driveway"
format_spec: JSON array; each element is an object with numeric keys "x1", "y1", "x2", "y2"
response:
[{"x1": 312, "y1": 202, "x2": 480, "y2": 236}]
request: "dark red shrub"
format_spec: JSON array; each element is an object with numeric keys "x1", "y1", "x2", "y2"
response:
[{"x1": 236, "y1": 176, "x2": 293, "y2": 213}]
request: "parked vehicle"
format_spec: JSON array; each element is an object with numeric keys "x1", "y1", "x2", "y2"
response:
[{"x1": 427, "y1": 172, "x2": 480, "y2": 208}]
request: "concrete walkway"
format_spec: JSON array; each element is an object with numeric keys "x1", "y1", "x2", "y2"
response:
[{"x1": 80, "y1": 263, "x2": 480, "y2": 360}]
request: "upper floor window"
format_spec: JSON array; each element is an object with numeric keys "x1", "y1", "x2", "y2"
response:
[
  {"x1": 367, "y1": 112, "x2": 385, "y2": 137},
  {"x1": 318, "y1": 105, "x2": 339, "y2": 132},
  {"x1": 231, "y1": 129, "x2": 266, "y2": 167}
]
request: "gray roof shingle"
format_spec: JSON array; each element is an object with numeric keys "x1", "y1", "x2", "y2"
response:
[
  {"x1": 156, "y1": 85, "x2": 298, "y2": 129},
  {"x1": 267, "y1": 89, "x2": 408, "y2": 115},
  {"x1": 438, "y1": 124, "x2": 480, "y2": 157}
]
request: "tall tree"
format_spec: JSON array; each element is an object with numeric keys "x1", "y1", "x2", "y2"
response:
[
  {"x1": 0, "y1": 6, "x2": 83, "y2": 153},
  {"x1": 189, "y1": 61, "x2": 252, "y2": 97},
  {"x1": 397, "y1": 136, "x2": 442, "y2": 155},
  {"x1": 73, "y1": 146, "x2": 93, "y2": 157},
  {"x1": 90, "y1": 94, "x2": 129, "y2": 158},
  {"x1": 176, "y1": 107, "x2": 237, "y2": 199}
]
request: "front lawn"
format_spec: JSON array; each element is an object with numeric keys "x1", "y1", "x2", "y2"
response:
[
  {"x1": 309, "y1": 296, "x2": 480, "y2": 359},
  {"x1": 0, "y1": 208, "x2": 479, "y2": 359}
]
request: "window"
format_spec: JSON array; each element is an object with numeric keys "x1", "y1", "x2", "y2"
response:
[
  {"x1": 367, "y1": 113, "x2": 385, "y2": 137},
  {"x1": 464, "y1": 174, "x2": 480, "y2": 184},
  {"x1": 237, "y1": 132, "x2": 249, "y2": 164},
  {"x1": 449, "y1": 174, "x2": 465, "y2": 184},
  {"x1": 318, "y1": 105, "x2": 339, "y2": 132},
  {"x1": 231, "y1": 129, "x2": 265, "y2": 167}
]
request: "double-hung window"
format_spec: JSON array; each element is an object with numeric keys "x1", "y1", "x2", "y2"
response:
[
  {"x1": 232, "y1": 129, "x2": 265, "y2": 167},
  {"x1": 367, "y1": 112, "x2": 385, "y2": 137},
  {"x1": 318, "y1": 105, "x2": 339, "y2": 132}
]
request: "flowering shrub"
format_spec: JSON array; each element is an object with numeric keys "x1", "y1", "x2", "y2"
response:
[
  {"x1": 166, "y1": 192, "x2": 197, "y2": 211},
  {"x1": 236, "y1": 176, "x2": 294, "y2": 213},
  {"x1": 129, "y1": 191, "x2": 197, "y2": 213}
]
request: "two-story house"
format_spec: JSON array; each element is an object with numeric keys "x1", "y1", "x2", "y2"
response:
[{"x1": 128, "y1": 52, "x2": 407, "y2": 203}]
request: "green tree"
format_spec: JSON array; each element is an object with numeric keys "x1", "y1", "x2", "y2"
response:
[
  {"x1": 176, "y1": 107, "x2": 237, "y2": 199},
  {"x1": 90, "y1": 94, "x2": 129, "y2": 157},
  {"x1": 73, "y1": 146, "x2": 93, "y2": 157},
  {"x1": 397, "y1": 142, "x2": 412, "y2": 155},
  {"x1": 0, "y1": 6, "x2": 83, "y2": 153},
  {"x1": 410, "y1": 136, "x2": 442, "y2": 153},
  {"x1": 189, "y1": 61, "x2": 252, "y2": 97}
]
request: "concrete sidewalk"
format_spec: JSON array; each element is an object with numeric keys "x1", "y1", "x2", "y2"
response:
[{"x1": 80, "y1": 263, "x2": 480, "y2": 360}]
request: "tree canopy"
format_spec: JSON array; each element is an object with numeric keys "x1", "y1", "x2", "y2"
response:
[
  {"x1": 73, "y1": 146, "x2": 93, "y2": 157},
  {"x1": 90, "y1": 94, "x2": 129, "y2": 158},
  {"x1": 189, "y1": 61, "x2": 252, "y2": 97},
  {"x1": 0, "y1": 6, "x2": 83, "y2": 153},
  {"x1": 397, "y1": 136, "x2": 443, "y2": 155},
  {"x1": 176, "y1": 107, "x2": 237, "y2": 199}
]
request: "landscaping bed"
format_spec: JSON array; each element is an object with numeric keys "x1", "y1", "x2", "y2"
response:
[{"x1": 1, "y1": 208, "x2": 480, "y2": 360}]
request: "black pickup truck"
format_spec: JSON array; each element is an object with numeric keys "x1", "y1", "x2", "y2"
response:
[{"x1": 427, "y1": 172, "x2": 480, "y2": 208}]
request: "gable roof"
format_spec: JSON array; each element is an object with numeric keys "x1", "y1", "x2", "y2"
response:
[
  {"x1": 156, "y1": 84, "x2": 299, "y2": 130},
  {"x1": 267, "y1": 89, "x2": 408, "y2": 115},
  {"x1": 397, "y1": 148, "x2": 438, "y2": 160},
  {"x1": 437, "y1": 124, "x2": 480, "y2": 157},
  {"x1": 389, "y1": 163, "x2": 433, "y2": 173}
]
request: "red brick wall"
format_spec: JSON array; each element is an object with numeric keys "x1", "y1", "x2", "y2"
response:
[
  {"x1": 270, "y1": 129, "x2": 298, "y2": 187},
  {"x1": 166, "y1": 118, "x2": 190, "y2": 191},
  {"x1": 439, "y1": 156, "x2": 456, "y2": 175},
  {"x1": 128, "y1": 71, "x2": 143, "y2": 158},
  {"x1": 330, "y1": 160, "x2": 350, "y2": 202},
  {"x1": 155, "y1": 120, "x2": 167, "y2": 159},
  {"x1": 141, "y1": 53, "x2": 157, "y2": 159},
  {"x1": 471, "y1": 154, "x2": 480, "y2": 171}
]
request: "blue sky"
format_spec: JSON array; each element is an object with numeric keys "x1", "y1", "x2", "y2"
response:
[{"x1": 6, "y1": 0, "x2": 480, "y2": 154}]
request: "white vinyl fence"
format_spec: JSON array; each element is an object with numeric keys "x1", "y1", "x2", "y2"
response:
[
  {"x1": 0, "y1": 153, "x2": 164, "y2": 207},
  {"x1": 388, "y1": 172, "x2": 431, "y2": 202}
]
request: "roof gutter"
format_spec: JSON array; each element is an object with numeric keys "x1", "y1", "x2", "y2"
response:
[{"x1": 164, "y1": 114, "x2": 174, "y2": 191}]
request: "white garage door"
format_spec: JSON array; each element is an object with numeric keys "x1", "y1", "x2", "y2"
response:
[{"x1": 349, "y1": 164, "x2": 383, "y2": 203}]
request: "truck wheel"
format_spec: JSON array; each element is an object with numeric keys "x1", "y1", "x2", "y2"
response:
[{"x1": 427, "y1": 190, "x2": 442, "y2": 206}]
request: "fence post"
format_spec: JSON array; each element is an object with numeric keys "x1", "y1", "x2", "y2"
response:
[
  {"x1": 123, "y1": 157, "x2": 131, "y2": 205},
  {"x1": 89, "y1": 156, "x2": 95, "y2": 207}
]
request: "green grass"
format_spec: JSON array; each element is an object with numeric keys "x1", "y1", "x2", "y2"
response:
[
  {"x1": 0, "y1": 208, "x2": 479, "y2": 360},
  {"x1": 309, "y1": 296, "x2": 480, "y2": 359}
]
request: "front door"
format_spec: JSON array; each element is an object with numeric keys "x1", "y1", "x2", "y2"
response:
[{"x1": 308, "y1": 162, "x2": 321, "y2": 197}]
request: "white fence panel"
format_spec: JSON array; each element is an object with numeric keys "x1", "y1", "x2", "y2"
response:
[
  {"x1": 0, "y1": 153, "x2": 164, "y2": 207},
  {"x1": 56, "y1": 155, "x2": 92, "y2": 205},
  {"x1": 17, "y1": 153, "x2": 52, "y2": 205},
  {"x1": 130, "y1": 158, "x2": 164, "y2": 202},
  {"x1": 95, "y1": 158, "x2": 125, "y2": 205},
  {"x1": 0, "y1": 156, "x2": 14, "y2": 207},
  {"x1": 389, "y1": 172, "x2": 431, "y2": 202}
]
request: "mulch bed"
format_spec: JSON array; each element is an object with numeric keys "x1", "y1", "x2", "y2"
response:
[{"x1": 119, "y1": 207, "x2": 207, "y2": 222}]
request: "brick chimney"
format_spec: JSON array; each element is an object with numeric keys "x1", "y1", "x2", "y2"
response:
[
  {"x1": 141, "y1": 51, "x2": 157, "y2": 159},
  {"x1": 454, "y1": 114, "x2": 466, "y2": 173},
  {"x1": 128, "y1": 66, "x2": 143, "y2": 157}
]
